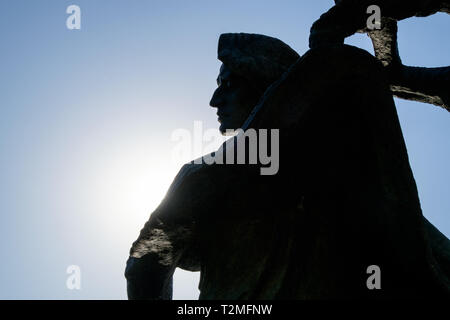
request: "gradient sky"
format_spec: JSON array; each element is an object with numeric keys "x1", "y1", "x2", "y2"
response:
[{"x1": 0, "y1": 1, "x2": 448, "y2": 299}]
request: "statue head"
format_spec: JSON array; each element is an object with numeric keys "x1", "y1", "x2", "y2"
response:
[{"x1": 210, "y1": 33, "x2": 300, "y2": 134}]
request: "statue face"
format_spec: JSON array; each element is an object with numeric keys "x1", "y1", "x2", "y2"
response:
[{"x1": 210, "y1": 64, "x2": 261, "y2": 135}]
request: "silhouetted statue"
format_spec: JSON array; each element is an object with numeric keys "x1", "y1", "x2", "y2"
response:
[{"x1": 125, "y1": 29, "x2": 450, "y2": 298}]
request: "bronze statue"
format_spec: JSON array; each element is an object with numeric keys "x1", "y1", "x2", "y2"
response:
[{"x1": 125, "y1": 2, "x2": 450, "y2": 299}]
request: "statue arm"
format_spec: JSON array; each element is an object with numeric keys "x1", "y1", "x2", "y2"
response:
[
  {"x1": 309, "y1": 0, "x2": 450, "y2": 111},
  {"x1": 367, "y1": 18, "x2": 449, "y2": 111},
  {"x1": 124, "y1": 150, "x2": 263, "y2": 299},
  {"x1": 125, "y1": 163, "x2": 203, "y2": 300},
  {"x1": 309, "y1": 0, "x2": 448, "y2": 49}
]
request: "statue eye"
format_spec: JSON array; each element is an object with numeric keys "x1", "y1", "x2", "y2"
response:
[{"x1": 226, "y1": 80, "x2": 232, "y2": 88}]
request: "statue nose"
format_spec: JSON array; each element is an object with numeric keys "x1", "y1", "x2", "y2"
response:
[{"x1": 210, "y1": 89, "x2": 223, "y2": 108}]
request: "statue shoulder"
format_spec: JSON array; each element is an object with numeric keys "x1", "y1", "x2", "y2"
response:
[{"x1": 166, "y1": 155, "x2": 210, "y2": 197}]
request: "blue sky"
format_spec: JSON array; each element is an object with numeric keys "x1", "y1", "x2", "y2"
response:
[{"x1": 0, "y1": 1, "x2": 448, "y2": 299}]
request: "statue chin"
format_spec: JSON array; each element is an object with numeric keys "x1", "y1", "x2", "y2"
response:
[
  {"x1": 218, "y1": 121, "x2": 236, "y2": 135},
  {"x1": 219, "y1": 124, "x2": 240, "y2": 136}
]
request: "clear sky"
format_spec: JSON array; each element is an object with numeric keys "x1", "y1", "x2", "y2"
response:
[{"x1": 0, "y1": 0, "x2": 448, "y2": 299}]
